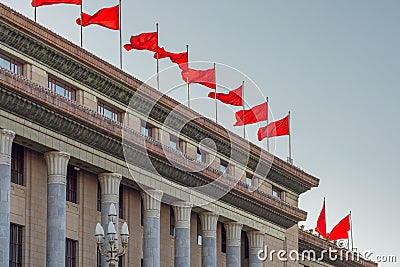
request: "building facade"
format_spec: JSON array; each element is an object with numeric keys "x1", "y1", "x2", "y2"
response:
[{"x1": 0, "y1": 3, "x2": 376, "y2": 267}]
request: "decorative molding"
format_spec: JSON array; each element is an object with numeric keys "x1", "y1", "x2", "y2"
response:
[
  {"x1": 172, "y1": 202, "x2": 192, "y2": 229},
  {"x1": 98, "y1": 173, "x2": 122, "y2": 204},
  {"x1": 44, "y1": 151, "x2": 70, "y2": 185},
  {"x1": 224, "y1": 222, "x2": 243, "y2": 247},
  {"x1": 247, "y1": 231, "x2": 264, "y2": 254},
  {"x1": 0, "y1": 129, "x2": 15, "y2": 165},
  {"x1": 199, "y1": 212, "x2": 219, "y2": 238},
  {"x1": 141, "y1": 190, "x2": 163, "y2": 218}
]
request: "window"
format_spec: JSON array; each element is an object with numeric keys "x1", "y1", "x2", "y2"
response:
[
  {"x1": 118, "y1": 255, "x2": 124, "y2": 267},
  {"x1": 197, "y1": 215, "x2": 202, "y2": 245},
  {"x1": 119, "y1": 185, "x2": 124, "y2": 219},
  {"x1": 244, "y1": 232, "x2": 249, "y2": 259},
  {"x1": 272, "y1": 186, "x2": 282, "y2": 199},
  {"x1": 66, "y1": 239, "x2": 77, "y2": 267},
  {"x1": 97, "y1": 181, "x2": 102, "y2": 212},
  {"x1": 11, "y1": 144, "x2": 24, "y2": 185},
  {"x1": 221, "y1": 223, "x2": 226, "y2": 253},
  {"x1": 66, "y1": 165, "x2": 78, "y2": 203},
  {"x1": 170, "y1": 206, "x2": 175, "y2": 237},
  {"x1": 9, "y1": 224, "x2": 23, "y2": 267},
  {"x1": 220, "y1": 160, "x2": 228, "y2": 174},
  {"x1": 0, "y1": 53, "x2": 22, "y2": 75},
  {"x1": 245, "y1": 173, "x2": 253, "y2": 186},
  {"x1": 140, "y1": 197, "x2": 144, "y2": 226},
  {"x1": 48, "y1": 77, "x2": 76, "y2": 100},
  {"x1": 141, "y1": 122, "x2": 153, "y2": 138},
  {"x1": 97, "y1": 249, "x2": 102, "y2": 267},
  {"x1": 169, "y1": 135, "x2": 178, "y2": 150},
  {"x1": 196, "y1": 148, "x2": 202, "y2": 161},
  {"x1": 98, "y1": 101, "x2": 122, "y2": 122}
]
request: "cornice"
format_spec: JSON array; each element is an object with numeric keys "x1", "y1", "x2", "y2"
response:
[
  {"x1": 0, "y1": 68, "x2": 306, "y2": 228},
  {"x1": 0, "y1": 6, "x2": 319, "y2": 194}
]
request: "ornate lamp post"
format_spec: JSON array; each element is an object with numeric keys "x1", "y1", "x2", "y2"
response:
[{"x1": 95, "y1": 204, "x2": 129, "y2": 267}]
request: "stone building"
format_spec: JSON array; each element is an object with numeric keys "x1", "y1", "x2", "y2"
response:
[{"x1": 0, "y1": 3, "x2": 377, "y2": 267}]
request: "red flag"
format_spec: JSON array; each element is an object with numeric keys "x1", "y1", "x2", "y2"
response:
[
  {"x1": 328, "y1": 214, "x2": 351, "y2": 241},
  {"x1": 257, "y1": 115, "x2": 290, "y2": 141},
  {"x1": 233, "y1": 102, "x2": 268, "y2": 126},
  {"x1": 76, "y1": 5, "x2": 119, "y2": 30},
  {"x1": 314, "y1": 199, "x2": 328, "y2": 238},
  {"x1": 208, "y1": 85, "x2": 243, "y2": 106},
  {"x1": 181, "y1": 68, "x2": 215, "y2": 89},
  {"x1": 32, "y1": 0, "x2": 81, "y2": 6},
  {"x1": 124, "y1": 32, "x2": 158, "y2": 52},
  {"x1": 155, "y1": 47, "x2": 188, "y2": 70}
]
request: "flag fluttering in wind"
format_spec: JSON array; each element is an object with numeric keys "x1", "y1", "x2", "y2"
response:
[
  {"x1": 328, "y1": 214, "x2": 351, "y2": 241},
  {"x1": 233, "y1": 102, "x2": 268, "y2": 126},
  {"x1": 31, "y1": 0, "x2": 81, "y2": 6},
  {"x1": 76, "y1": 5, "x2": 120, "y2": 30},
  {"x1": 314, "y1": 198, "x2": 328, "y2": 239},
  {"x1": 124, "y1": 32, "x2": 158, "y2": 52},
  {"x1": 181, "y1": 68, "x2": 215, "y2": 89},
  {"x1": 208, "y1": 85, "x2": 243, "y2": 106},
  {"x1": 154, "y1": 47, "x2": 188, "y2": 70},
  {"x1": 257, "y1": 115, "x2": 290, "y2": 141}
]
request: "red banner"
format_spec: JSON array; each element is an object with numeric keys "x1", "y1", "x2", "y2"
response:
[
  {"x1": 32, "y1": 0, "x2": 81, "y2": 7},
  {"x1": 76, "y1": 5, "x2": 119, "y2": 30},
  {"x1": 208, "y1": 85, "x2": 243, "y2": 106},
  {"x1": 124, "y1": 32, "x2": 158, "y2": 52},
  {"x1": 257, "y1": 115, "x2": 289, "y2": 140},
  {"x1": 181, "y1": 68, "x2": 215, "y2": 89},
  {"x1": 234, "y1": 102, "x2": 268, "y2": 126}
]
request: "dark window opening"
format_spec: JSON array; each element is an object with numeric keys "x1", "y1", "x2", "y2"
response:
[
  {"x1": 97, "y1": 181, "x2": 102, "y2": 212},
  {"x1": 169, "y1": 135, "x2": 178, "y2": 150},
  {"x1": 0, "y1": 53, "x2": 23, "y2": 75},
  {"x1": 66, "y1": 239, "x2": 77, "y2": 267},
  {"x1": 244, "y1": 232, "x2": 249, "y2": 259},
  {"x1": 170, "y1": 206, "x2": 175, "y2": 236},
  {"x1": 221, "y1": 223, "x2": 226, "y2": 253},
  {"x1": 66, "y1": 165, "x2": 78, "y2": 203},
  {"x1": 272, "y1": 186, "x2": 283, "y2": 199},
  {"x1": 220, "y1": 160, "x2": 228, "y2": 174},
  {"x1": 140, "y1": 197, "x2": 144, "y2": 226},
  {"x1": 141, "y1": 122, "x2": 153, "y2": 138},
  {"x1": 119, "y1": 185, "x2": 124, "y2": 219},
  {"x1": 48, "y1": 77, "x2": 76, "y2": 100},
  {"x1": 197, "y1": 215, "x2": 202, "y2": 245},
  {"x1": 9, "y1": 223, "x2": 23, "y2": 267},
  {"x1": 98, "y1": 101, "x2": 122, "y2": 122},
  {"x1": 11, "y1": 144, "x2": 24, "y2": 186},
  {"x1": 97, "y1": 249, "x2": 102, "y2": 267},
  {"x1": 245, "y1": 173, "x2": 253, "y2": 186}
]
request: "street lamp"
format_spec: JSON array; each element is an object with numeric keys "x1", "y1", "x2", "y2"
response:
[{"x1": 95, "y1": 204, "x2": 129, "y2": 267}]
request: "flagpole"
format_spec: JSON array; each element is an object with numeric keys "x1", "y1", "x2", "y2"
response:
[
  {"x1": 34, "y1": 0, "x2": 37, "y2": 22},
  {"x1": 214, "y1": 63, "x2": 217, "y2": 124},
  {"x1": 119, "y1": 0, "x2": 122, "y2": 69},
  {"x1": 186, "y1": 44, "x2": 190, "y2": 108},
  {"x1": 80, "y1": 1, "x2": 83, "y2": 47},
  {"x1": 287, "y1": 111, "x2": 293, "y2": 164},
  {"x1": 350, "y1": 211, "x2": 354, "y2": 250},
  {"x1": 266, "y1": 97, "x2": 270, "y2": 152},
  {"x1": 156, "y1": 23, "x2": 160, "y2": 91},
  {"x1": 242, "y1": 81, "x2": 245, "y2": 139}
]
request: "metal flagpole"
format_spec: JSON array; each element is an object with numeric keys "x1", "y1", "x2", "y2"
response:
[
  {"x1": 266, "y1": 97, "x2": 270, "y2": 151},
  {"x1": 34, "y1": 0, "x2": 37, "y2": 22},
  {"x1": 119, "y1": 0, "x2": 122, "y2": 69},
  {"x1": 80, "y1": 1, "x2": 83, "y2": 47},
  {"x1": 287, "y1": 111, "x2": 293, "y2": 164},
  {"x1": 186, "y1": 45, "x2": 190, "y2": 108},
  {"x1": 214, "y1": 63, "x2": 217, "y2": 123},
  {"x1": 156, "y1": 23, "x2": 160, "y2": 91},
  {"x1": 350, "y1": 211, "x2": 354, "y2": 250},
  {"x1": 242, "y1": 81, "x2": 245, "y2": 139}
]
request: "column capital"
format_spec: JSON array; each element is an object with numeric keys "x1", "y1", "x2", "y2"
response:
[
  {"x1": 98, "y1": 173, "x2": 122, "y2": 203},
  {"x1": 44, "y1": 151, "x2": 70, "y2": 184},
  {"x1": 0, "y1": 129, "x2": 15, "y2": 165},
  {"x1": 172, "y1": 202, "x2": 192, "y2": 229},
  {"x1": 199, "y1": 212, "x2": 219, "y2": 238},
  {"x1": 141, "y1": 190, "x2": 163, "y2": 218},
  {"x1": 247, "y1": 231, "x2": 264, "y2": 254},
  {"x1": 224, "y1": 222, "x2": 243, "y2": 247}
]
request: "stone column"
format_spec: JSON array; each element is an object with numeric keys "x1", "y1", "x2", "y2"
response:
[
  {"x1": 247, "y1": 231, "x2": 264, "y2": 267},
  {"x1": 0, "y1": 129, "x2": 15, "y2": 266},
  {"x1": 224, "y1": 222, "x2": 243, "y2": 267},
  {"x1": 172, "y1": 202, "x2": 192, "y2": 267},
  {"x1": 44, "y1": 151, "x2": 70, "y2": 267},
  {"x1": 199, "y1": 212, "x2": 219, "y2": 267},
  {"x1": 98, "y1": 172, "x2": 122, "y2": 267},
  {"x1": 141, "y1": 190, "x2": 163, "y2": 267}
]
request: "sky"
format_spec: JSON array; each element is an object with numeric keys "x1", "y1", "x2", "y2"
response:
[{"x1": 3, "y1": 0, "x2": 400, "y2": 265}]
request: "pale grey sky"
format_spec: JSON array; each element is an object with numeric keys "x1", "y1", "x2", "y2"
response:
[{"x1": 3, "y1": 0, "x2": 399, "y2": 265}]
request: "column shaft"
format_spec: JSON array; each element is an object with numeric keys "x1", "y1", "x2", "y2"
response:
[
  {"x1": 141, "y1": 190, "x2": 163, "y2": 267},
  {"x1": 0, "y1": 129, "x2": 15, "y2": 266},
  {"x1": 45, "y1": 151, "x2": 70, "y2": 267},
  {"x1": 199, "y1": 212, "x2": 219, "y2": 267},
  {"x1": 173, "y1": 202, "x2": 192, "y2": 267}
]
